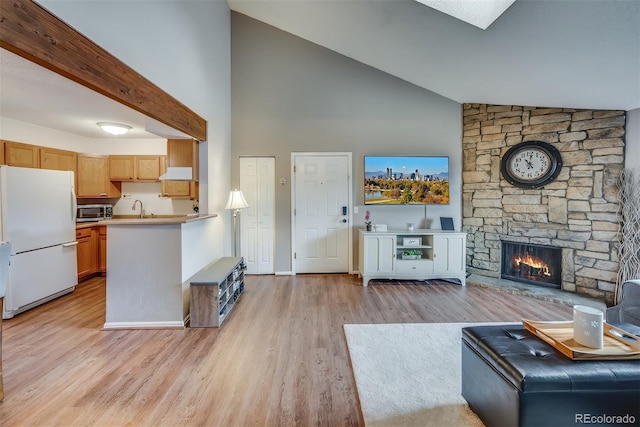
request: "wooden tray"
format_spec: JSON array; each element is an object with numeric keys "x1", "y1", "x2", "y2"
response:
[{"x1": 522, "y1": 319, "x2": 640, "y2": 360}]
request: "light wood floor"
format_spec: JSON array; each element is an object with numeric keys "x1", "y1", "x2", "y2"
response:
[{"x1": 0, "y1": 275, "x2": 573, "y2": 426}]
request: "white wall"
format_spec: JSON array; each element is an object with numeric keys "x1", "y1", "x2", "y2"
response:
[
  {"x1": 39, "y1": 0, "x2": 231, "y2": 258},
  {"x1": 626, "y1": 108, "x2": 640, "y2": 171}
]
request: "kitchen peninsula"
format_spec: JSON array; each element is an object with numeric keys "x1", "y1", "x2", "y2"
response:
[{"x1": 101, "y1": 214, "x2": 218, "y2": 329}]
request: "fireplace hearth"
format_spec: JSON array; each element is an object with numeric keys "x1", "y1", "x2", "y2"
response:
[{"x1": 501, "y1": 241, "x2": 562, "y2": 289}]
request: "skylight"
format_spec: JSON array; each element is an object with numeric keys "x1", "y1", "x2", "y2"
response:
[{"x1": 414, "y1": 0, "x2": 516, "y2": 30}]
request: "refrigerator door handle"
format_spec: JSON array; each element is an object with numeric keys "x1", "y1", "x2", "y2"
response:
[
  {"x1": 71, "y1": 185, "x2": 78, "y2": 223},
  {"x1": 62, "y1": 241, "x2": 79, "y2": 247}
]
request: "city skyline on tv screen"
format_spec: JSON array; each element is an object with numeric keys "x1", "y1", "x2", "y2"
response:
[{"x1": 364, "y1": 156, "x2": 449, "y2": 205}]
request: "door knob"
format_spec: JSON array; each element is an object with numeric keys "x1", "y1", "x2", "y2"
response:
[{"x1": 342, "y1": 219, "x2": 347, "y2": 223}]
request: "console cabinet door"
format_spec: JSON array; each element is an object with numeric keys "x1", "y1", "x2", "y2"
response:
[
  {"x1": 433, "y1": 234, "x2": 466, "y2": 275},
  {"x1": 363, "y1": 235, "x2": 395, "y2": 274}
]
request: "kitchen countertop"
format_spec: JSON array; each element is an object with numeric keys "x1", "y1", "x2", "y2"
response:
[{"x1": 99, "y1": 213, "x2": 217, "y2": 226}]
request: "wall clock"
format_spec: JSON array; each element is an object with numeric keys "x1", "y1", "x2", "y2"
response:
[{"x1": 500, "y1": 141, "x2": 563, "y2": 188}]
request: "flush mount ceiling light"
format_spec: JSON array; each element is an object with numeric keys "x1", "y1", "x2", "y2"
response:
[
  {"x1": 97, "y1": 122, "x2": 132, "y2": 136},
  {"x1": 414, "y1": 0, "x2": 516, "y2": 30}
]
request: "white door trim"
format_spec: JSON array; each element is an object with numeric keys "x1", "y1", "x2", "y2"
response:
[{"x1": 291, "y1": 152, "x2": 353, "y2": 275}]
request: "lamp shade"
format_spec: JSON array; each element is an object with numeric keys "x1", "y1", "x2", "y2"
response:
[{"x1": 225, "y1": 190, "x2": 249, "y2": 210}]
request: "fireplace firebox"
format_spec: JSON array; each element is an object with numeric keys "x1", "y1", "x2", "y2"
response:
[{"x1": 500, "y1": 241, "x2": 562, "y2": 288}]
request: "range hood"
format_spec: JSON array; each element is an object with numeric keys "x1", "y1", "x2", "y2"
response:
[{"x1": 159, "y1": 167, "x2": 193, "y2": 181}]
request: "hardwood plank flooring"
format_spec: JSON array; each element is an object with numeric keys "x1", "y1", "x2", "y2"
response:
[{"x1": 0, "y1": 274, "x2": 573, "y2": 426}]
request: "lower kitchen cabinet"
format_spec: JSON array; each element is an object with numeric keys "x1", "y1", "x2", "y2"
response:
[
  {"x1": 98, "y1": 226, "x2": 107, "y2": 273},
  {"x1": 76, "y1": 225, "x2": 107, "y2": 281},
  {"x1": 76, "y1": 228, "x2": 96, "y2": 281}
]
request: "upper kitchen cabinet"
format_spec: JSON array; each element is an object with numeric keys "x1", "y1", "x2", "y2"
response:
[
  {"x1": 135, "y1": 156, "x2": 161, "y2": 181},
  {"x1": 166, "y1": 139, "x2": 199, "y2": 181},
  {"x1": 4, "y1": 141, "x2": 39, "y2": 168},
  {"x1": 109, "y1": 155, "x2": 161, "y2": 181},
  {"x1": 77, "y1": 154, "x2": 121, "y2": 198},
  {"x1": 0, "y1": 141, "x2": 4, "y2": 164},
  {"x1": 109, "y1": 155, "x2": 135, "y2": 181},
  {"x1": 39, "y1": 147, "x2": 77, "y2": 173},
  {"x1": 160, "y1": 155, "x2": 198, "y2": 199}
]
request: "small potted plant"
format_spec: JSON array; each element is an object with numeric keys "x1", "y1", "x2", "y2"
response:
[
  {"x1": 402, "y1": 249, "x2": 422, "y2": 260},
  {"x1": 364, "y1": 210, "x2": 372, "y2": 231}
]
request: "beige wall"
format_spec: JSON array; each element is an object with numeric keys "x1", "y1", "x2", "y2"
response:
[{"x1": 231, "y1": 13, "x2": 463, "y2": 273}]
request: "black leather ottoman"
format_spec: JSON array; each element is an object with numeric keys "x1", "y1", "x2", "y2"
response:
[{"x1": 461, "y1": 324, "x2": 640, "y2": 427}]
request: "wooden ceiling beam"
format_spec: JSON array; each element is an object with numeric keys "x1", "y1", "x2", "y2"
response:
[{"x1": 0, "y1": 0, "x2": 207, "y2": 141}]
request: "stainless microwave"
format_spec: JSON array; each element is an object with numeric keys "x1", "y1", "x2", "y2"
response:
[{"x1": 77, "y1": 204, "x2": 113, "y2": 222}]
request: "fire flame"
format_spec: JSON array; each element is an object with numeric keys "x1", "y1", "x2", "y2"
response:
[{"x1": 513, "y1": 253, "x2": 551, "y2": 277}]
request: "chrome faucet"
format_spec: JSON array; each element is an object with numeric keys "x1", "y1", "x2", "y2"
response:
[{"x1": 132, "y1": 199, "x2": 144, "y2": 219}]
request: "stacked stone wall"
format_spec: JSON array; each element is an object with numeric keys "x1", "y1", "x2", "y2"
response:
[{"x1": 462, "y1": 104, "x2": 626, "y2": 303}]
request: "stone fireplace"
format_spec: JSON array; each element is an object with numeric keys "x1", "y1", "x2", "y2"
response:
[
  {"x1": 500, "y1": 241, "x2": 562, "y2": 288},
  {"x1": 462, "y1": 104, "x2": 625, "y2": 304}
]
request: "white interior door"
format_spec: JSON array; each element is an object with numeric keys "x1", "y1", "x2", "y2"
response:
[
  {"x1": 292, "y1": 153, "x2": 351, "y2": 273},
  {"x1": 240, "y1": 157, "x2": 275, "y2": 274}
]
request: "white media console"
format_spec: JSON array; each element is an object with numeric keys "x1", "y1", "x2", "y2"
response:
[{"x1": 358, "y1": 229, "x2": 467, "y2": 286}]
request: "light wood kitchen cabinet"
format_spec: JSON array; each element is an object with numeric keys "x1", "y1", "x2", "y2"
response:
[
  {"x1": 77, "y1": 226, "x2": 107, "y2": 281},
  {"x1": 77, "y1": 154, "x2": 121, "y2": 198},
  {"x1": 110, "y1": 155, "x2": 160, "y2": 181},
  {"x1": 162, "y1": 180, "x2": 198, "y2": 198},
  {"x1": 39, "y1": 147, "x2": 78, "y2": 187},
  {"x1": 4, "y1": 140, "x2": 39, "y2": 168},
  {"x1": 98, "y1": 226, "x2": 107, "y2": 274},
  {"x1": 160, "y1": 155, "x2": 198, "y2": 199},
  {"x1": 0, "y1": 141, "x2": 5, "y2": 164},
  {"x1": 167, "y1": 138, "x2": 199, "y2": 181},
  {"x1": 76, "y1": 228, "x2": 96, "y2": 281},
  {"x1": 135, "y1": 155, "x2": 160, "y2": 180},
  {"x1": 109, "y1": 155, "x2": 135, "y2": 181}
]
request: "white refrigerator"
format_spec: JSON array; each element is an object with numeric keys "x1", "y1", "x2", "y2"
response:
[{"x1": 1, "y1": 166, "x2": 78, "y2": 319}]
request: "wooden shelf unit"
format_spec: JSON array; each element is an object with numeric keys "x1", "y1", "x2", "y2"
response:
[{"x1": 189, "y1": 257, "x2": 245, "y2": 328}]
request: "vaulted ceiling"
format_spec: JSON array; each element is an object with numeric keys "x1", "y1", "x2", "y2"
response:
[
  {"x1": 1, "y1": 1, "x2": 638, "y2": 141},
  {"x1": 228, "y1": 0, "x2": 640, "y2": 111}
]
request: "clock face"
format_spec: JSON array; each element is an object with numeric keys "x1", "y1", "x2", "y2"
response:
[
  {"x1": 500, "y1": 141, "x2": 562, "y2": 188},
  {"x1": 508, "y1": 149, "x2": 552, "y2": 181}
]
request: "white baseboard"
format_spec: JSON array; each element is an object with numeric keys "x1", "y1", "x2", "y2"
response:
[{"x1": 102, "y1": 321, "x2": 185, "y2": 330}]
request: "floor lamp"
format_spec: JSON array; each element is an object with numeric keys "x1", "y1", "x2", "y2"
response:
[{"x1": 226, "y1": 189, "x2": 249, "y2": 258}]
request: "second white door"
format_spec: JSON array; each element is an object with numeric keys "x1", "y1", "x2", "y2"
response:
[{"x1": 240, "y1": 157, "x2": 275, "y2": 274}]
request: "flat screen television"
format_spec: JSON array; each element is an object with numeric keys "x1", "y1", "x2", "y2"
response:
[{"x1": 364, "y1": 156, "x2": 449, "y2": 205}]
